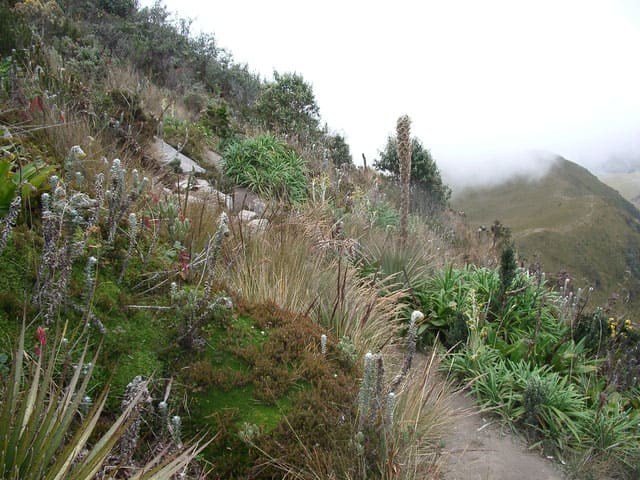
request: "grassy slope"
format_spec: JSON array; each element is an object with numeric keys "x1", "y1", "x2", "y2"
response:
[
  {"x1": 599, "y1": 171, "x2": 640, "y2": 209},
  {"x1": 453, "y1": 157, "x2": 640, "y2": 314}
]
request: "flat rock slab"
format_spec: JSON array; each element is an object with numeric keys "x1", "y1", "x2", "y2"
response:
[
  {"x1": 238, "y1": 210, "x2": 257, "y2": 222},
  {"x1": 442, "y1": 390, "x2": 565, "y2": 480},
  {"x1": 205, "y1": 150, "x2": 224, "y2": 170},
  {"x1": 152, "y1": 137, "x2": 205, "y2": 174}
]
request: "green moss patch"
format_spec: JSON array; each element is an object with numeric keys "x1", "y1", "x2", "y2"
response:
[{"x1": 179, "y1": 300, "x2": 359, "y2": 478}]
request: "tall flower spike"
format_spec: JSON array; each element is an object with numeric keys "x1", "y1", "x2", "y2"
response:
[
  {"x1": 118, "y1": 376, "x2": 150, "y2": 465},
  {"x1": 385, "y1": 391, "x2": 396, "y2": 430},
  {"x1": 397, "y1": 114, "x2": 412, "y2": 248},
  {"x1": 84, "y1": 256, "x2": 97, "y2": 306},
  {"x1": 0, "y1": 195, "x2": 21, "y2": 254},
  {"x1": 171, "y1": 415, "x2": 182, "y2": 447},
  {"x1": 388, "y1": 310, "x2": 422, "y2": 393},
  {"x1": 119, "y1": 213, "x2": 138, "y2": 283},
  {"x1": 199, "y1": 212, "x2": 230, "y2": 308},
  {"x1": 64, "y1": 145, "x2": 85, "y2": 179},
  {"x1": 357, "y1": 352, "x2": 377, "y2": 430}
]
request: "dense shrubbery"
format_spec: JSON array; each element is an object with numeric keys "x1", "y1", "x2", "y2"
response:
[
  {"x1": 5, "y1": 1, "x2": 639, "y2": 478},
  {"x1": 410, "y1": 260, "x2": 640, "y2": 478},
  {"x1": 223, "y1": 133, "x2": 307, "y2": 203}
]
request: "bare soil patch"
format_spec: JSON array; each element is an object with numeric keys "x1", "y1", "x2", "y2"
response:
[{"x1": 441, "y1": 390, "x2": 565, "y2": 480}]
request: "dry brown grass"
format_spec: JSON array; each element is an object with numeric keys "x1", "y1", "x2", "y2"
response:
[
  {"x1": 384, "y1": 348, "x2": 454, "y2": 479},
  {"x1": 218, "y1": 206, "x2": 406, "y2": 354},
  {"x1": 257, "y1": 345, "x2": 455, "y2": 480},
  {"x1": 105, "y1": 65, "x2": 193, "y2": 122},
  {"x1": 215, "y1": 205, "x2": 455, "y2": 478}
]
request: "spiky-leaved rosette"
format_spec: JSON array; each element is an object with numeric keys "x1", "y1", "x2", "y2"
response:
[{"x1": 397, "y1": 114, "x2": 412, "y2": 247}]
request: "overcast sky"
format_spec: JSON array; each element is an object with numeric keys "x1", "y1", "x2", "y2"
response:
[{"x1": 141, "y1": 0, "x2": 640, "y2": 188}]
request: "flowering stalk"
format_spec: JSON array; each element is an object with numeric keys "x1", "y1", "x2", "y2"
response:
[
  {"x1": 84, "y1": 256, "x2": 97, "y2": 308},
  {"x1": 119, "y1": 213, "x2": 138, "y2": 283},
  {"x1": 388, "y1": 310, "x2": 422, "y2": 393},
  {"x1": 117, "y1": 375, "x2": 150, "y2": 465},
  {"x1": 385, "y1": 392, "x2": 396, "y2": 432},
  {"x1": 397, "y1": 115, "x2": 412, "y2": 248},
  {"x1": 0, "y1": 195, "x2": 21, "y2": 254},
  {"x1": 198, "y1": 212, "x2": 229, "y2": 309},
  {"x1": 85, "y1": 172, "x2": 104, "y2": 233},
  {"x1": 106, "y1": 159, "x2": 125, "y2": 243},
  {"x1": 357, "y1": 351, "x2": 377, "y2": 431},
  {"x1": 63, "y1": 145, "x2": 86, "y2": 180},
  {"x1": 368, "y1": 353, "x2": 385, "y2": 426},
  {"x1": 106, "y1": 160, "x2": 147, "y2": 245}
]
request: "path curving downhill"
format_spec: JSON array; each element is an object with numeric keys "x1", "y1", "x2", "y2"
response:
[{"x1": 441, "y1": 390, "x2": 565, "y2": 480}]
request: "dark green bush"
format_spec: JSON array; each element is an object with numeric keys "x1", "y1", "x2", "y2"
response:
[
  {"x1": 199, "y1": 99, "x2": 235, "y2": 141},
  {"x1": 223, "y1": 133, "x2": 307, "y2": 203},
  {"x1": 375, "y1": 136, "x2": 451, "y2": 210}
]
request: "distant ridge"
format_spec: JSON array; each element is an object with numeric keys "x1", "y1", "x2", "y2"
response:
[
  {"x1": 599, "y1": 170, "x2": 640, "y2": 210},
  {"x1": 454, "y1": 157, "x2": 640, "y2": 315}
]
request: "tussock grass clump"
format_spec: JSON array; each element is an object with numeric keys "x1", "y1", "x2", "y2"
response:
[{"x1": 221, "y1": 208, "x2": 405, "y2": 354}]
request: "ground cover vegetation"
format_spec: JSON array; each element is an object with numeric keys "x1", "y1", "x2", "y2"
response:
[
  {"x1": 0, "y1": 1, "x2": 639, "y2": 479},
  {"x1": 409, "y1": 253, "x2": 640, "y2": 479},
  {"x1": 0, "y1": 1, "x2": 454, "y2": 478}
]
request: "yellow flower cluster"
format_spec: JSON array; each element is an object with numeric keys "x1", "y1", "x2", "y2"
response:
[
  {"x1": 609, "y1": 317, "x2": 617, "y2": 338},
  {"x1": 609, "y1": 317, "x2": 634, "y2": 339}
]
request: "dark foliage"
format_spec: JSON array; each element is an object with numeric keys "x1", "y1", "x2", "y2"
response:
[
  {"x1": 375, "y1": 136, "x2": 451, "y2": 211},
  {"x1": 256, "y1": 71, "x2": 320, "y2": 141}
]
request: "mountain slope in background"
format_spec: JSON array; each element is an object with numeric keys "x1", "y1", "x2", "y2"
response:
[
  {"x1": 599, "y1": 171, "x2": 640, "y2": 210},
  {"x1": 454, "y1": 157, "x2": 640, "y2": 315}
]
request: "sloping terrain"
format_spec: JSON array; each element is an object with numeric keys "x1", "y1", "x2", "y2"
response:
[
  {"x1": 442, "y1": 390, "x2": 564, "y2": 480},
  {"x1": 453, "y1": 157, "x2": 640, "y2": 315},
  {"x1": 599, "y1": 171, "x2": 640, "y2": 209}
]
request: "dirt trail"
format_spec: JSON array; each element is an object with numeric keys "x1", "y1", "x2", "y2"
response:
[{"x1": 441, "y1": 390, "x2": 565, "y2": 480}]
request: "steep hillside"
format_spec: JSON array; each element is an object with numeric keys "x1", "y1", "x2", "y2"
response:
[
  {"x1": 599, "y1": 171, "x2": 640, "y2": 209},
  {"x1": 454, "y1": 157, "x2": 640, "y2": 314}
]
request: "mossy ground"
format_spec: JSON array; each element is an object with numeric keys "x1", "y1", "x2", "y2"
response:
[
  {"x1": 0, "y1": 222, "x2": 360, "y2": 478},
  {"x1": 177, "y1": 301, "x2": 359, "y2": 477}
]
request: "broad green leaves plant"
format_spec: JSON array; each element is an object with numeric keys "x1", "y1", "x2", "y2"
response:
[
  {"x1": 0, "y1": 158, "x2": 56, "y2": 215},
  {"x1": 414, "y1": 265, "x2": 497, "y2": 345}
]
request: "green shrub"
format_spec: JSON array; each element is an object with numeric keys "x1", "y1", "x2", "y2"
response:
[
  {"x1": 223, "y1": 133, "x2": 307, "y2": 203},
  {"x1": 374, "y1": 136, "x2": 451, "y2": 210},
  {"x1": 414, "y1": 265, "x2": 497, "y2": 345},
  {"x1": 255, "y1": 72, "x2": 320, "y2": 142},
  {"x1": 200, "y1": 99, "x2": 235, "y2": 141}
]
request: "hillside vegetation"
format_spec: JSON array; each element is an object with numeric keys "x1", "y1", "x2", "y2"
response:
[
  {"x1": 599, "y1": 171, "x2": 640, "y2": 210},
  {"x1": 1, "y1": 1, "x2": 640, "y2": 479},
  {"x1": 455, "y1": 157, "x2": 640, "y2": 317}
]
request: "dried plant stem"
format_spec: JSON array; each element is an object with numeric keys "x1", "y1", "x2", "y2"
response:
[{"x1": 397, "y1": 114, "x2": 412, "y2": 249}]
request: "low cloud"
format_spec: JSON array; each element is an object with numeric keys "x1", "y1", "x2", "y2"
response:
[{"x1": 439, "y1": 149, "x2": 559, "y2": 194}]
